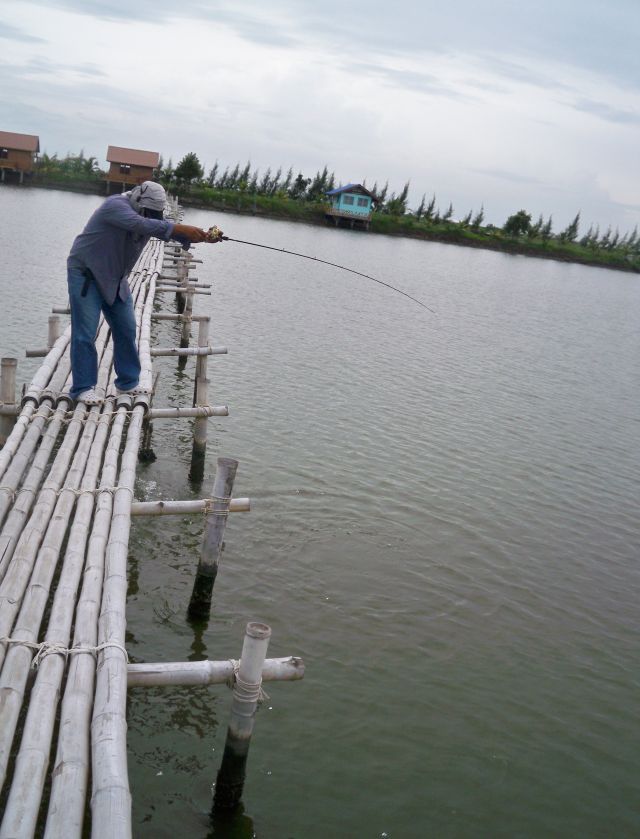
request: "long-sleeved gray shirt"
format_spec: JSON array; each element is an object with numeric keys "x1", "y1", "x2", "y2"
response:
[{"x1": 67, "y1": 194, "x2": 188, "y2": 305}]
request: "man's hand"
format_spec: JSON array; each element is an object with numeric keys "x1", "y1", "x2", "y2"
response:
[
  {"x1": 206, "y1": 225, "x2": 225, "y2": 243},
  {"x1": 173, "y1": 223, "x2": 210, "y2": 243}
]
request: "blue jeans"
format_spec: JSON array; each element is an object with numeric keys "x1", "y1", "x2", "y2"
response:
[{"x1": 67, "y1": 266, "x2": 140, "y2": 399}]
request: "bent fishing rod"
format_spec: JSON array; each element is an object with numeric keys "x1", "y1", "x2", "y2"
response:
[{"x1": 206, "y1": 227, "x2": 435, "y2": 314}]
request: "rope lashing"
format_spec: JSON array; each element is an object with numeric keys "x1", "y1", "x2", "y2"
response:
[
  {"x1": 0, "y1": 637, "x2": 130, "y2": 668},
  {"x1": 225, "y1": 659, "x2": 270, "y2": 703},
  {"x1": 204, "y1": 495, "x2": 232, "y2": 516}
]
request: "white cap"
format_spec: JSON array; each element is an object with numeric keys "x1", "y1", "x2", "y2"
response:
[{"x1": 127, "y1": 181, "x2": 166, "y2": 212}]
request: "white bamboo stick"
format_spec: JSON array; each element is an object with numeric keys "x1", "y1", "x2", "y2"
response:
[
  {"x1": 128, "y1": 655, "x2": 303, "y2": 687},
  {"x1": 0, "y1": 358, "x2": 17, "y2": 445},
  {"x1": 151, "y1": 312, "x2": 210, "y2": 322},
  {"x1": 214, "y1": 623, "x2": 272, "y2": 810},
  {"x1": 187, "y1": 458, "x2": 238, "y2": 619},
  {"x1": 45, "y1": 406, "x2": 128, "y2": 837},
  {"x1": 0, "y1": 402, "x2": 102, "y2": 793},
  {"x1": 48, "y1": 315, "x2": 62, "y2": 348},
  {"x1": 150, "y1": 346, "x2": 227, "y2": 357},
  {"x1": 90, "y1": 243, "x2": 161, "y2": 838},
  {"x1": 47, "y1": 240, "x2": 158, "y2": 838},
  {"x1": 0, "y1": 402, "x2": 88, "y2": 671},
  {"x1": 148, "y1": 405, "x2": 228, "y2": 419},
  {"x1": 131, "y1": 498, "x2": 250, "y2": 516},
  {"x1": 155, "y1": 287, "x2": 211, "y2": 295},
  {"x1": 1, "y1": 402, "x2": 115, "y2": 839}
]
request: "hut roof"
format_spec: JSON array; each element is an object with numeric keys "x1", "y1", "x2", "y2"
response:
[
  {"x1": 106, "y1": 146, "x2": 160, "y2": 168},
  {"x1": 326, "y1": 183, "x2": 376, "y2": 201},
  {"x1": 0, "y1": 131, "x2": 40, "y2": 152}
]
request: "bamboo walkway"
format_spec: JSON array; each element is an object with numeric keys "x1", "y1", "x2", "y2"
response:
[{"x1": 0, "y1": 202, "x2": 303, "y2": 837}]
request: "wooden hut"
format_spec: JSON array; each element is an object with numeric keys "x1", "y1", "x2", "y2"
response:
[
  {"x1": 325, "y1": 184, "x2": 377, "y2": 230},
  {"x1": 105, "y1": 145, "x2": 160, "y2": 193},
  {"x1": 0, "y1": 131, "x2": 40, "y2": 184}
]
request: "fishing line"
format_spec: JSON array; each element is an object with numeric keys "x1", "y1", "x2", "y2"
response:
[{"x1": 208, "y1": 229, "x2": 435, "y2": 314}]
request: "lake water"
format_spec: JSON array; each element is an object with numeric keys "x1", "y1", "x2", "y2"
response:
[{"x1": 1, "y1": 186, "x2": 639, "y2": 838}]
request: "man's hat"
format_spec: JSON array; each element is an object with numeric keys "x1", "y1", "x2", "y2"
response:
[{"x1": 127, "y1": 181, "x2": 166, "y2": 212}]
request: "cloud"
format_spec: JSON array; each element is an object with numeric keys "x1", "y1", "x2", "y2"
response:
[
  {"x1": 0, "y1": 21, "x2": 46, "y2": 43},
  {"x1": 345, "y1": 60, "x2": 475, "y2": 101},
  {"x1": 480, "y1": 56, "x2": 572, "y2": 92},
  {"x1": 12, "y1": 0, "x2": 299, "y2": 46},
  {"x1": 469, "y1": 167, "x2": 548, "y2": 187},
  {"x1": 571, "y1": 98, "x2": 640, "y2": 126}
]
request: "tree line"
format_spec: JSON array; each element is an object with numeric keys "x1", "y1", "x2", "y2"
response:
[{"x1": 28, "y1": 149, "x2": 640, "y2": 259}]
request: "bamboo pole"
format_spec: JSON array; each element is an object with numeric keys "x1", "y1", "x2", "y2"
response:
[
  {"x1": 150, "y1": 346, "x2": 227, "y2": 357},
  {"x1": 155, "y1": 287, "x2": 211, "y2": 295},
  {"x1": 0, "y1": 358, "x2": 17, "y2": 446},
  {"x1": 0, "y1": 402, "x2": 115, "y2": 839},
  {"x1": 128, "y1": 655, "x2": 302, "y2": 687},
  {"x1": 39, "y1": 243, "x2": 154, "y2": 836},
  {"x1": 148, "y1": 405, "x2": 228, "y2": 419},
  {"x1": 90, "y1": 243, "x2": 160, "y2": 837},
  {"x1": 45, "y1": 404, "x2": 128, "y2": 838},
  {"x1": 187, "y1": 458, "x2": 238, "y2": 619},
  {"x1": 0, "y1": 401, "x2": 102, "y2": 794},
  {"x1": 0, "y1": 400, "x2": 70, "y2": 581},
  {"x1": 48, "y1": 315, "x2": 62, "y2": 348},
  {"x1": 151, "y1": 313, "x2": 210, "y2": 322},
  {"x1": 131, "y1": 498, "x2": 250, "y2": 516},
  {"x1": 0, "y1": 401, "x2": 88, "y2": 670},
  {"x1": 213, "y1": 623, "x2": 272, "y2": 811}
]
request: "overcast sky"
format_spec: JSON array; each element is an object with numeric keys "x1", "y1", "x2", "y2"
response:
[{"x1": 2, "y1": 0, "x2": 639, "y2": 233}]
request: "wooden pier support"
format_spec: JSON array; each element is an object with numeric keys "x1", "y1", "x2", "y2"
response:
[
  {"x1": 187, "y1": 457, "x2": 238, "y2": 620},
  {"x1": 0, "y1": 358, "x2": 17, "y2": 446},
  {"x1": 213, "y1": 622, "x2": 272, "y2": 811},
  {"x1": 190, "y1": 317, "x2": 211, "y2": 481}
]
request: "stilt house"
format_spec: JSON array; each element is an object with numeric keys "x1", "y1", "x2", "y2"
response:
[
  {"x1": 325, "y1": 184, "x2": 377, "y2": 230},
  {"x1": 0, "y1": 131, "x2": 40, "y2": 183},
  {"x1": 106, "y1": 145, "x2": 160, "y2": 193}
]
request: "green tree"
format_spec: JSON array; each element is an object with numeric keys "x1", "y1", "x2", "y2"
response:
[
  {"x1": 528, "y1": 214, "x2": 544, "y2": 238},
  {"x1": 503, "y1": 210, "x2": 532, "y2": 236},
  {"x1": 174, "y1": 152, "x2": 204, "y2": 184},
  {"x1": 460, "y1": 209, "x2": 473, "y2": 228},
  {"x1": 559, "y1": 212, "x2": 580, "y2": 242},
  {"x1": 414, "y1": 193, "x2": 426, "y2": 220},
  {"x1": 288, "y1": 172, "x2": 310, "y2": 199},
  {"x1": 442, "y1": 203, "x2": 454, "y2": 222},
  {"x1": 207, "y1": 162, "x2": 219, "y2": 187},
  {"x1": 540, "y1": 215, "x2": 553, "y2": 241},
  {"x1": 471, "y1": 205, "x2": 485, "y2": 230}
]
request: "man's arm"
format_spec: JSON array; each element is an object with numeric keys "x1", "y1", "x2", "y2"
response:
[
  {"x1": 101, "y1": 195, "x2": 174, "y2": 238},
  {"x1": 172, "y1": 224, "x2": 210, "y2": 243}
]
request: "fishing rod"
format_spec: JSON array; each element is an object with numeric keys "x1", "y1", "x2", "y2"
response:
[{"x1": 206, "y1": 227, "x2": 435, "y2": 314}]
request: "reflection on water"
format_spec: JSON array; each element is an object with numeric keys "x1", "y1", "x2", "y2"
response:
[{"x1": 1, "y1": 187, "x2": 640, "y2": 838}]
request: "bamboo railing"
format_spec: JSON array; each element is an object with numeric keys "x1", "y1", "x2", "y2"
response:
[{"x1": 0, "y1": 199, "x2": 304, "y2": 837}]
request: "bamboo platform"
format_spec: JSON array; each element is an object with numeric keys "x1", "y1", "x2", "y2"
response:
[{"x1": 0, "y1": 201, "x2": 303, "y2": 837}]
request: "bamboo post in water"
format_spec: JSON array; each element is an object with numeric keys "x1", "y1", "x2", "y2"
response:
[
  {"x1": 213, "y1": 622, "x2": 272, "y2": 811},
  {"x1": 0, "y1": 358, "x2": 17, "y2": 446},
  {"x1": 189, "y1": 317, "x2": 210, "y2": 483},
  {"x1": 187, "y1": 457, "x2": 238, "y2": 619},
  {"x1": 48, "y1": 315, "x2": 61, "y2": 348}
]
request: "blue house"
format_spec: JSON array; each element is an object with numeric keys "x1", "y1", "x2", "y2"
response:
[{"x1": 325, "y1": 184, "x2": 377, "y2": 230}]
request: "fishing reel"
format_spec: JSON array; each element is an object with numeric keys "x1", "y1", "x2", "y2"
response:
[{"x1": 207, "y1": 225, "x2": 225, "y2": 242}]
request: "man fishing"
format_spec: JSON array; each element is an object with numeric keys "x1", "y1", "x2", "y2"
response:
[{"x1": 67, "y1": 181, "x2": 221, "y2": 404}]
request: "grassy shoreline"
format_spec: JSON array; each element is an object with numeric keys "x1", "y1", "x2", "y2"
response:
[{"x1": 14, "y1": 178, "x2": 640, "y2": 275}]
